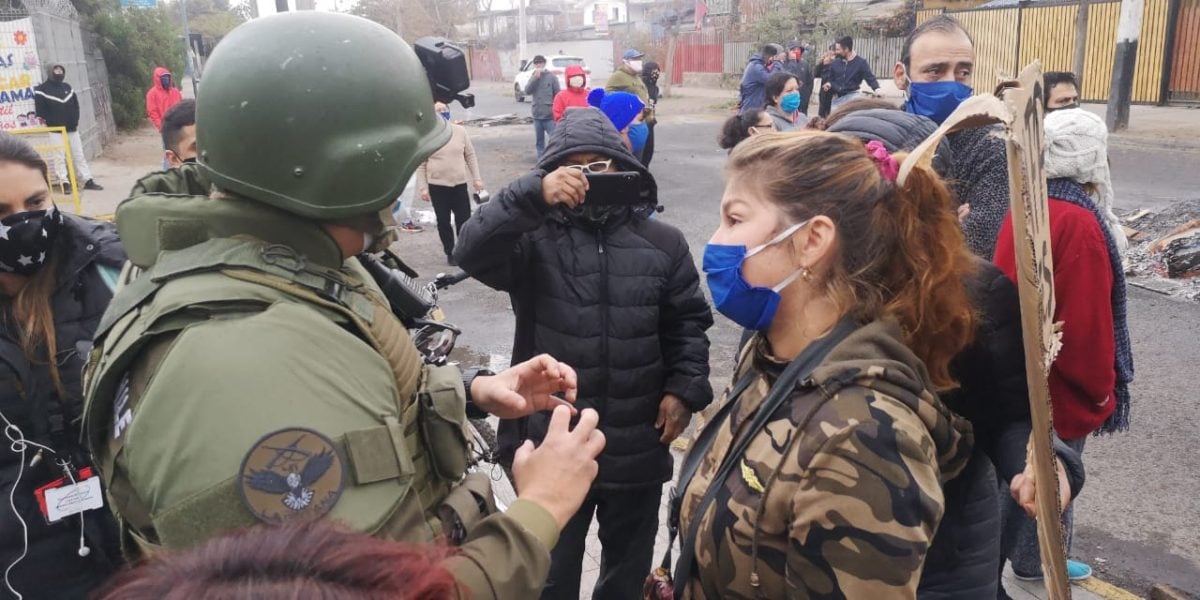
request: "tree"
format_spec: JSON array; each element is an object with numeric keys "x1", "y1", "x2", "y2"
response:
[
  {"x1": 352, "y1": 0, "x2": 473, "y2": 39},
  {"x1": 749, "y1": 0, "x2": 861, "y2": 46},
  {"x1": 92, "y1": 6, "x2": 186, "y2": 129},
  {"x1": 167, "y1": 0, "x2": 245, "y2": 40}
]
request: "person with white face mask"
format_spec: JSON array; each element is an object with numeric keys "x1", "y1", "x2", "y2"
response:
[
  {"x1": 553, "y1": 64, "x2": 591, "y2": 122},
  {"x1": 606, "y1": 49, "x2": 655, "y2": 164}
]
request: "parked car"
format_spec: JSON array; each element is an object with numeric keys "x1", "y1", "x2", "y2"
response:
[{"x1": 514, "y1": 55, "x2": 589, "y2": 102}]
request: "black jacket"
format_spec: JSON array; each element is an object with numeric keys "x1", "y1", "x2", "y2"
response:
[
  {"x1": 919, "y1": 259, "x2": 1085, "y2": 599},
  {"x1": 454, "y1": 109, "x2": 713, "y2": 488},
  {"x1": 0, "y1": 214, "x2": 125, "y2": 598},
  {"x1": 33, "y1": 67, "x2": 81, "y2": 132},
  {"x1": 641, "y1": 61, "x2": 661, "y2": 105}
]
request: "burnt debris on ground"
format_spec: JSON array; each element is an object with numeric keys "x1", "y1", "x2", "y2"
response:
[{"x1": 1122, "y1": 199, "x2": 1200, "y2": 302}]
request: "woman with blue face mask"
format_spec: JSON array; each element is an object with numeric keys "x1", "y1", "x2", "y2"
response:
[
  {"x1": 666, "y1": 131, "x2": 980, "y2": 598},
  {"x1": 763, "y1": 72, "x2": 801, "y2": 132}
]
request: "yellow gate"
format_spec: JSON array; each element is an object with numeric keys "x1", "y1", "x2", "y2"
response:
[{"x1": 10, "y1": 126, "x2": 82, "y2": 215}]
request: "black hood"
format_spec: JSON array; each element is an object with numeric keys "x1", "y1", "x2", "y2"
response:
[
  {"x1": 825, "y1": 108, "x2": 954, "y2": 177},
  {"x1": 536, "y1": 107, "x2": 657, "y2": 208},
  {"x1": 40, "y1": 64, "x2": 71, "y2": 93}
]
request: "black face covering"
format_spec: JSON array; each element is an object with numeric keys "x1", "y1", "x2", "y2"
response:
[
  {"x1": 0, "y1": 206, "x2": 63, "y2": 276},
  {"x1": 567, "y1": 204, "x2": 625, "y2": 226},
  {"x1": 160, "y1": 74, "x2": 172, "y2": 90},
  {"x1": 51, "y1": 72, "x2": 65, "y2": 83},
  {"x1": 1047, "y1": 102, "x2": 1080, "y2": 113}
]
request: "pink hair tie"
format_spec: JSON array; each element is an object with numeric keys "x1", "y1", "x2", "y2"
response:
[{"x1": 865, "y1": 140, "x2": 899, "y2": 182}]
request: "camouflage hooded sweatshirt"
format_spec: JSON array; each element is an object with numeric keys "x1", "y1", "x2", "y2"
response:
[{"x1": 680, "y1": 320, "x2": 973, "y2": 599}]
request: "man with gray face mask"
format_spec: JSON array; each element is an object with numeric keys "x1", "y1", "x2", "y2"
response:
[{"x1": 454, "y1": 107, "x2": 714, "y2": 600}]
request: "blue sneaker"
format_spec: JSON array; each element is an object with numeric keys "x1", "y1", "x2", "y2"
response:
[
  {"x1": 1012, "y1": 560, "x2": 1093, "y2": 582},
  {"x1": 1067, "y1": 560, "x2": 1093, "y2": 581}
]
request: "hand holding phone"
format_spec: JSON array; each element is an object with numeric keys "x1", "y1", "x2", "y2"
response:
[{"x1": 543, "y1": 167, "x2": 588, "y2": 208}]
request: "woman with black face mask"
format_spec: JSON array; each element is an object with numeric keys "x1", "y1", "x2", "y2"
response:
[{"x1": 0, "y1": 132, "x2": 125, "y2": 599}]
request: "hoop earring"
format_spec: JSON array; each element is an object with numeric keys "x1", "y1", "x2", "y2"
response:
[{"x1": 800, "y1": 266, "x2": 813, "y2": 282}]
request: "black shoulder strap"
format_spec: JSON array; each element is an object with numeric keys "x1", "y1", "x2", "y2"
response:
[{"x1": 666, "y1": 318, "x2": 859, "y2": 596}]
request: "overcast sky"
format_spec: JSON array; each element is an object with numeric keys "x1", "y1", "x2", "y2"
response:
[{"x1": 253, "y1": 0, "x2": 350, "y2": 17}]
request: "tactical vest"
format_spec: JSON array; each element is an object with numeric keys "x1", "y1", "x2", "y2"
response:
[{"x1": 81, "y1": 192, "x2": 488, "y2": 557}]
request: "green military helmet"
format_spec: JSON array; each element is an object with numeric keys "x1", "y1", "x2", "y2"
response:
[{"x1": 196, "y1": 12, "x2": 449, "y2": 220}]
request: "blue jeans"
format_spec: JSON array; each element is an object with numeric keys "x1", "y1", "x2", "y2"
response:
[{"x1": 534, "y1": 118, "x2": 556, "y2": 158}]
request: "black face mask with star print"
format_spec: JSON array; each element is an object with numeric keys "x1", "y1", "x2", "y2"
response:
[{"x1": 0, "y1": 206, "x2": 62, "y2": 276}]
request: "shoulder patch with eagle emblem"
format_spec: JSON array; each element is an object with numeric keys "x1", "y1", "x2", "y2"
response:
[{"x1": 238, "y1": 428, "x2": 346, "y2": 524}]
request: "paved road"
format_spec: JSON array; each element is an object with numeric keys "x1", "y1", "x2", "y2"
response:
[{"x1": 355, "y1": 87, "x2": 1200, "y2": 597}]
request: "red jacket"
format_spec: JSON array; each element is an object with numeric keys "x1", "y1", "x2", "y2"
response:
[
  {"x1": 993, "y1": 198, "x2": 1116, "y2": 440},
  {"x1": 553, "y1": 65, "x2": 590, "y2": 122},
  {"x1": 146, "y1": 66, "x2": 182, "y2": 130}
]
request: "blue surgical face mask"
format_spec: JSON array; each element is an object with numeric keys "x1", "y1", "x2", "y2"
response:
[
  {"x1": 904, "y1": 76, "x2": 972, "y2": 125},
  {"x1": 627, "y1": 122, "x2": 649, "y2": 154},
  {"x1": 703, "y1": 220, "x2": 809, "y2": 331},
  {"x1": 779, "y1": 91, "x2": 802, "y2": 113},
  {"x1": 440, "y1": 111, "x2": 451, "y2": 121}
]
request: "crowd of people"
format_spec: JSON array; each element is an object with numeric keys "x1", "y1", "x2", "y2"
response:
[{"x1": 0, "y1": 10, "x2": 1134, "y2": 600}]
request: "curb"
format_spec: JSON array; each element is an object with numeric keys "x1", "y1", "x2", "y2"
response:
[
  {"x1": 1078, "y1": 575, "x2": 1146, "y2": 600},
  {"x1": 1108, "y1": 135, "x2": 1200, "y2": 153}
]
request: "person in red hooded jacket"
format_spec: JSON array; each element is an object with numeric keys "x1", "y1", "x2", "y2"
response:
[
  {"x1": 552, "y1": 65, "x2": 590, "y2": 122},
  {"x1": 145, "y1": 67, "x2": 182, "y2": 131}
]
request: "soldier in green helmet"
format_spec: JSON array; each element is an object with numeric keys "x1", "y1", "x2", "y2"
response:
[{"x1": 80, "y1": 12, "x2": 605, "y2": 599}]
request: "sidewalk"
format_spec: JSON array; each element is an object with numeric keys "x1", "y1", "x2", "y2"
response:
[{"x1": 664, "y1": 78, "x2": 1200, "y2": 151}]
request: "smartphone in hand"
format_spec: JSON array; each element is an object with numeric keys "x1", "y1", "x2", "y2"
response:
[{"x1": 584, "y1": 172, "x2": 643, "y2": 206}]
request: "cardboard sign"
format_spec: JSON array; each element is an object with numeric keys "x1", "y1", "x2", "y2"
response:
[
  {"x1": 898, "y1": 61, "x2": 1070, "y2": 600},
  {"x1": 1001, "y1": 62, "x2": 1070, "y2": 600}
]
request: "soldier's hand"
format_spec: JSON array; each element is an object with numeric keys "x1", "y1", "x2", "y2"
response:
[
  {"x1": 513, "y1": 406, "x2": 605, "y2": 528},
  {"x1": 542, "y1": 167, "x2": 587, "y2": 208},
  {"x1": 470, "y1": 354, "x2": 578, "y2": 419},
  {"x1": 655, "y1": 394, "x2": 691, "y2": 444}
]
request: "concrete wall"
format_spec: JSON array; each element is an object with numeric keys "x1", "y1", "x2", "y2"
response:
[{"x1": 496, "y1": 39, "x2": 615, "y2": 82}]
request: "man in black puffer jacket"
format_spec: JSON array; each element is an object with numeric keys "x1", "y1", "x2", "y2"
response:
[
  {"x1": 824, "y1": 107, "x2": 1086, "y2": 600},
  {"x1": 454, "y1": 107, "x2": 713, "y2": 600}
]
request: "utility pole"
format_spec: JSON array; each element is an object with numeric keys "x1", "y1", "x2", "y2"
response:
[
  {"x1": 181, "y1": 0, "x2": 198, "y2": 96},
  {"x1": 1072, "y1": 0, "x2": 1089, "y2": 89},
  {"x1": 1106, "y1": 0, "x2": 1141, "y2": 131},
  {"x1": 518, "y1": 0, "x2": 527, "y2": 61}
]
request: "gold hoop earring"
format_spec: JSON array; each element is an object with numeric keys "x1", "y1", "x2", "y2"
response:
[{"x1": 800, "y1": 266, "x2": 813, "y2": 282}]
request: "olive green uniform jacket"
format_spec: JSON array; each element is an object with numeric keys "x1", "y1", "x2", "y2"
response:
[{"x1": 82, "y1": 166, "x2": 559, "y2": 600}]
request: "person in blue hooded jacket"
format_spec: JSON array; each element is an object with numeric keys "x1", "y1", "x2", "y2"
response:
[
  {"x1": 588, "y1": 89, "x2": 650, "y2": 161},
  {"x1": 737, "y1": 45, "x2": 779, "y2": 115}
]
